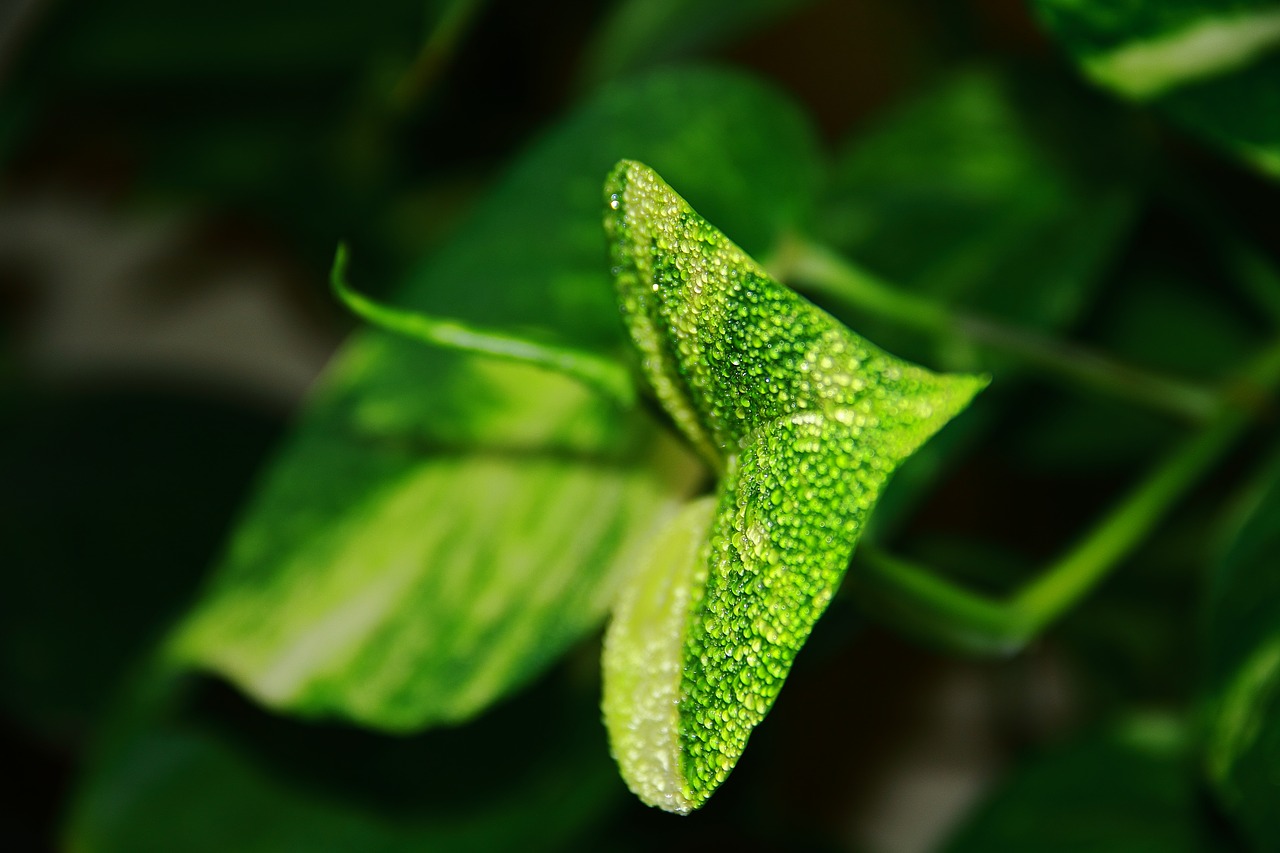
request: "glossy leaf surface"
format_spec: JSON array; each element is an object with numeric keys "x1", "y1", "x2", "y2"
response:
[
  {"x1": 171, "y1": 69, "x2": 820, "y2": 731},
  {"x1": 602, "y1": 161, "x2": 985, "y2": 812}
]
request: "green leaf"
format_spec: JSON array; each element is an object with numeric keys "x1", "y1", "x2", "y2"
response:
[
  {"x1": 388, "y1": 67, "x2": 822, "y2": 354},
  {"x1": 601, "y1": 161, "x2": 985, "y2": 812},
  {"x1": 816, "y1": 67, "x2": 1138, "y2": 340},
  {"x1": 1203, "y1": 449, "x2": 1280, "y2": 849},
  {"x1": 0, "y1": 388, "x2": 277, "y2": 737},
  {"x1": 1031, "y1": 0, "x2": 1280, "y2": 179},
  {"x1": 66, "y1": 670, "x2": 622, "y2": 853},
  {"x1": 944, "y1": 715, "x2": 1232, "y2": 852},
  {"x1": 19, "y1": 0, "x2": 428, "y2": 84},
  {"x1": 170, "y1": 68, "x2": 821, "y2": 731}
]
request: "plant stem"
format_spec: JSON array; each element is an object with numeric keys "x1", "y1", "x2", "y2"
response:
[
  {"x1": 330, "y1": 244, "x2": 636, "y2": 407},
  {"x1": 767, "y1": 232, "x2": 1224, "y2": 423},
  {"x1": 853, "y1": 335, "x2": 1280, "y2": 655},
  {"x1": 391, "y1": 0, "x2": 490, "y2": 114}
]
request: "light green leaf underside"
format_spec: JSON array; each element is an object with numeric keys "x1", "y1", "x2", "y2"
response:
[
  {"x1": 602, "y1": 496, "x2": 716, "y2": 815},
  {"x1": 1032, "y1": 0, "x2": 1280, "y2": 179},
  {"x1": 603, "y1": 161, "x2": 985, "y2": 809},
  {"x1": 1203, "y1": 450, "x2": 1280, "y2": 849},
  {"x1": 170, "y1": 68, "x2": 818, "y2": 731}
]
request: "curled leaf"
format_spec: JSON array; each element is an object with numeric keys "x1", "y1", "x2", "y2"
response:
[{"x1": 601, "y1": 161, "x2": 987, "y2": 812}]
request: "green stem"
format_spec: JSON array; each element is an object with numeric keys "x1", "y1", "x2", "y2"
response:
[
  {"x1": 768, "y1": 232, "x2": 1224, "y2": 423},
  {"x1": 391, "y1": 0, "x2": 490, "y2": 113},
  {"x1": 330, "y1": 244, "x2": 636, "y2": 407},
  {"x1": 853, "y1": 336, "x2": 1280, "y2": 656}
]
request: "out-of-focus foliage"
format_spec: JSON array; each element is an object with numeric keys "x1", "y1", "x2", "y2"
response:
[
  {"x1": 0, "y1": 389, "x2": 278, "y2": 735},
  {"x1": 1204, "y1": 449, "x2": 1280, "y2": 851},
  {"x1": 944, "y1": 715, "x2": 1231, "y2": 852},
  {"x1": 817, "y1": 68, "x2": 1140, "y2": 340},
  {"x1": 66, "y1": 669, "x2": 623, "y2": 853},
  {"x1": 1031, "y1": 0, "x2": 1280, "y2": 179},
  {"x1": 579, "y1": 0, "x2": 819, "y2": 85},
  {"x1": 3, "y1": 0, "x2": 1280, "y2": 849}
]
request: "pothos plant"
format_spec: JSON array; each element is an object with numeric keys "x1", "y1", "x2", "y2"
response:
[
  {"x1": 47, "y1": 1, "x2": 1280, "y2": 848},
  {"x1": 334, "y1": 159, "x2": 987, "y2": 812},
  {"x1": 168, "y1": 153, "x2": 1279, "y2": 821}
]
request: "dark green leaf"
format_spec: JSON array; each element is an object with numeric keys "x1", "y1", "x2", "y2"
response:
[
  {"x1": 945, "y1": 715, "x2": 1232, "y2": 852},
  {"x1": 1008, "y1": 257, "x2": 1259, "y2": 472},
  {"x1": 1031, "y1": 0, "x2": 1280, "y2": 179},
  {"x1": 65, "y1": 670, "x2": 621, "y2": 853},
  {"x1": 0, "y1": 388, "x2": 277, "y2": 736},
  {"x1": 579, "y1": 0, "x2": 818, "y2": 86},
  {"x1": 171, "y1": 68, "x2": 821, "y2": 731},
  {"x1": 815, "y1": 67, "x2": 1138, "y2": 341},
  {"x1": 811, "y1": 67, "x2": 1138, "y2": 530},
  {"x1": 1203, "y1": 449, "x2": 1280, "y2": 850}
]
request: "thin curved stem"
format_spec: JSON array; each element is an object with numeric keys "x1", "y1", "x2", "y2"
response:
[
  {"x1": 767, "y1": 232, "x2": 1225, "y2": 423},
  {"x1": 390, "y1": 0, "x2": 490, "y2": 113},
  {"x1": 851, "y1": 335, "x2": 1280, "y2": 656},
  {"x1": 330, "y1": 244, "x2": 636, "y2": 407}
]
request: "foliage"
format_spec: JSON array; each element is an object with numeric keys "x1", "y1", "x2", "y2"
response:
[{"x1": 4, "y1": 0, "x2": 1280, "y2": 850}]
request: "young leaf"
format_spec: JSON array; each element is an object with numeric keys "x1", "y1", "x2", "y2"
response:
[{"x1": 601, "y1": 161, "x2": 987, "y2": 812}]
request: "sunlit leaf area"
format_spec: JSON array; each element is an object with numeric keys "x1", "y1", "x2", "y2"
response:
[{"x1": 4, "y1": 1, "x2": 1280, "y2": 850}]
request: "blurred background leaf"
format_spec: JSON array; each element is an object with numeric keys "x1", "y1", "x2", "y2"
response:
[
  {"x1": 579, "y1": 0, "x2": 820, "y2": 86},
  {"x1": 65, "y1": 665, "x2": 624, "y2": 853},
  {"x1": 1030, "y1": 0, "x2": 1280, "y2": 180},
  {"x1": 1203, "y1": 447, "x2": 1280, "y2": 850},
  {"x1": 0, "y1": 385, "x2": 279, "y2": 737},
  {"x1": 808, "y1": 65, "x2": 1141, "y2": 537},
  {"x1": 943, "y1": 714, "x2": 1235, "y2": 852}
]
